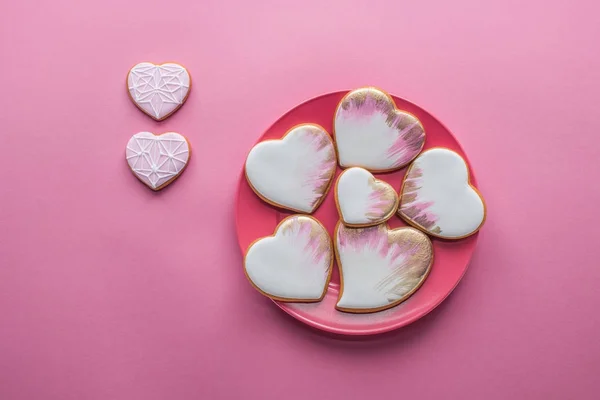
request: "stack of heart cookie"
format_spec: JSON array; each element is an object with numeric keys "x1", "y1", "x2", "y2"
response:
[{"x1": 243, "y1": 87, "x2": 486, "y2": 314}]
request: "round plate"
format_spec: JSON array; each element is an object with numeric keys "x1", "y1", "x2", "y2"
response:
[{"x1": 235, "y1": 91, "x2": 479, "y2": 335}]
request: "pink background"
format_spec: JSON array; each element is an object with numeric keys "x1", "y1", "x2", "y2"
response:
[{"x1": 1, "y1": 0, "x2": 599, "y2": 399}]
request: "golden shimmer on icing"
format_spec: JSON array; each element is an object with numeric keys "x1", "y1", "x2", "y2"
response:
[
  {"x1": 399, "y1": 166, "x2": 442, "y2": 233},
  {"x1": 380, "y1": 227, "x2": 433, "y2": 298},
  {"x1": 364, "y1": 177, "x2": 398, "y2": 221},
  {"x1": 306, "y1": 125, "x2": 337, "y2": 207},
  {"x1": 280, "y1": 215, "x2": 332, "y2": 258},
  {"x1": 339, "y1": 88, "x2": 424, "y2": 139}
]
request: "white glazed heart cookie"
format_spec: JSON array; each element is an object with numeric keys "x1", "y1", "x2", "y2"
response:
[
  {"x1": 335, "y1": 167, "x2": 399, "y2": 227},
  {"x1": 127, "y1": 62, "x2": 191, "y2": 120},
  {"x1": 245, "y1": 124, "x2": 337, "y2": 213},
  {"x1": 244, "y1": 215, "x2": 333, "y2": 302},
  {"x1": 398, "y1": 148, "x2": 486, "y2": 239},
  {"x1": 335, "y1": 223, "x2": 433, "y2": 313},
  {"x1": 334, "y1": 87, "x2": 426, "y2": 172},
  {"x1": 126, "y1": 131, "x2": 191, "y2": 191}
]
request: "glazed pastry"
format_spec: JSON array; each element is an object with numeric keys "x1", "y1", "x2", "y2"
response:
[
  {"x1": 335, "y1": 167, "x2": 398, "y2": 227},
  {"x1": 244, "y1": 215, "x2": 333, "y2": 302},
  {"x1": 125, "y1": 131, "x2": 190, "y2": 190},
  {"x1": 335, "y1": 223, "x2": 433, "y2": 313},
  {"x1": 334, "y1": 87, "x2": 425, "y2": 172},
  {"x1": 398, "y1": 148, "x2": 486, "y2": 239},
  {"x1": 245, "y1": 124, "x2": 336, "y2": 213},
  {"x1": 127, "y1": 62, "x2": 191, "y2": 120}
]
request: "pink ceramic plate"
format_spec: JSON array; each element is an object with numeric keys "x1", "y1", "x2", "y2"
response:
[{"x1": 235, "y1": 91, "x2": 479, "y2": 335}]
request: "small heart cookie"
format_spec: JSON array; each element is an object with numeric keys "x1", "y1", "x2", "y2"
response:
[
  {"x1": 334, "y1": 87, "x2": 426, "y2": 172},
  {"x1": 127, "y1": 62, "x2": 191, "y2": 120},
  {"x1": 335, "y1": 167, "x2": 399, "y2": 227},
  {"x1": 244, "y1": 215, "x2": 333, "y2": 302},
  {"x1": 398, "y1": 148, "x2": 486, "y2": 239},
  {"x1": 245, "y1": 124, "x2": 337, "y2": 213},
  {"x1": 335, "y1": 223, "x2": 433, "y2": 313},
  {"x1": 126, "y1": 131, "x2": 191, "y2": 191}
]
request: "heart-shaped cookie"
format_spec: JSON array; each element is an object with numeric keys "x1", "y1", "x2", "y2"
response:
[
  {"x1": 334, "y1": 87, "x2": 426, "y2": 172},
  {"x1": 335, "y1": 167, "x2": 399, "y2": 227},
  {"x1": 127, "y1": 62, "x2": 191, "y2": 121},
  {"x1": 244, "y1": 215, "x2": 333, "y2": 302},
  {"x1": 335, "y1": 223, "x2": 433, "y2": 313},
  {"x1": 398, "y1": 148, "x2": 486, "y2": 239},
  {"x1": 245, "y1": 124, "x2": 337, "y2": 213},
  {"x1": 126, "y1": 131, "x2": 191, "y2": 191}
]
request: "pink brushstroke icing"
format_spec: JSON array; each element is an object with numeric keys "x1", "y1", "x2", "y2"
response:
[
  {"x1": 288, "y1": 217, "x2": 329, "y2": 265},
  {"x1": 338, "y1": 225, "x2": 418, "y2": 265},
  {"x1": 386, "y1": 120, "x2": 422, "y2": 167},
  {"x1": 406, "y1": 201, "x2": 436, "y2": 220},
  {"x1": 367, "y1": 187, "x2": 394, "y2": 219},
  {"x1": 400, "y1": 166, "x2": 441, "y2": 233},
  {"x1": 298, "y1": 129, "x2": 336, "y2": 205}
]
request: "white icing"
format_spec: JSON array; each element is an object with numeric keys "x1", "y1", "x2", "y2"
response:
[
  {"x1": 127, "y1": 62, "x2": 190, "y2": 120},
  {"x1": 244, "y1": 216, "x2": 332, "y2": 300},
  {"x1": 126, "y1": 132, "x2": 190, "y2": 190},
  {"x1": 336, "y1": 112, "x2": 401, "y2": 170},
  {"x1": 400, "y1": 148, "x2": 485, "y2": 238},
  {"x1": 335, "y1": 225, "x2": 432, "y2": 311},
  {"x1": 245, "y1": 124, "x2": 336, "y2": 213},
  {"x1": 336, "y1": 167, "x2": 398, "y2": 226}
]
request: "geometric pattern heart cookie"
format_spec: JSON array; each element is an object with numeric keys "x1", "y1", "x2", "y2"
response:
[
  {"x1": 244, "y1": 215, "x2": 333, "y2": 302},
  {"x1": 245, "y1": 124, "x2": 337, "y2": 213},
  {"x1": 334, "y1": 87, "x2": 426, "y2": 172},
  {"x1": 335, "y1": 167, "x2": 399, "y2": 227},
  {"x1": 398, "y1": 148, "x2": 486, "y2": 239},
  {"x1": 125, "y1": 131, "x2": 191, "y2": 191},
  {"x1": 127, "y1": 62, "x2": 191, "y2": 121},
  {"x1": 335, "y1": 223, "x2": 433, "y2": 313}
]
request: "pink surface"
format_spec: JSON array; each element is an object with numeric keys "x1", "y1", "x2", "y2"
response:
[
  {"x1": 236, "y1": 92, "x2": 479, "y2": 334},
  {"x1": 0, "y1": 0, "x2": 599, "y2": 399}
]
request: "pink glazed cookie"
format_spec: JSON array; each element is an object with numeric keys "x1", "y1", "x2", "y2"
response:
[
  {"x1": 335, "y1": 222, "x2": 433, "y2": 313},
  {"x1": 244, "y1": 124, "x2": 337, "y2": 213},
  {"x1": 334, "y1": 87, "x2": 426, "y2": 172},
  {"x1": 244, "y1": 215, "x2": 334, "y2": 302},
  {"x1": 398, "y1": 148, "x2": 486, "y2": 239},
  {"x1": 125, "y1": 131, "x2": 191, "y2": 191},
  {"x1": 127, "y1": 62, "x2": 191, "y2": 121},
  {"x1": 335, "y1": 167, "x2": 399, "y2": 227}
]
